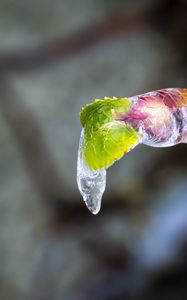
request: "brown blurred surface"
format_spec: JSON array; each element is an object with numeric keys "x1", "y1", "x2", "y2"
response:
[{"x1": 0, "y1": 0, "x2": 187, "y2": 299}]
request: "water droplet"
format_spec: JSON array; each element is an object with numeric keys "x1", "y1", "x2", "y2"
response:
[{"x1": 77, "y1": 129, "x2": 106, "y2": 214}]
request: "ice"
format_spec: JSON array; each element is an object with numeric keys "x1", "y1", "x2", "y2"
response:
[
  {"x1": 140, "y1": 109, "x2": 181, "y2": 148},
  {"x1": 77, "y1": 108, "x2": 186, "y2": 215},
  {"x1": 77, "y1": 129, "x2": 106, "y2": 214},
  {"x1": 77, "y1": 92, "x2": 187, "y2": 214},
  {"x1": 130, "y1": 96, "x2": 187, "y2": 148}
]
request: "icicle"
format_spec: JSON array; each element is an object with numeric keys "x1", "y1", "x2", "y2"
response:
[
  {"x1": 77, "y1": 129, "x2": 106, "y2": 214},
  {"x1": 77, "y1": 88, "x2": 187, "y2": 214}
]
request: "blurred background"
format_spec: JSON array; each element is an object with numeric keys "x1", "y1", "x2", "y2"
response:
[{"x1": 0, "y1": 0, "x2": 187, "y2": 299}]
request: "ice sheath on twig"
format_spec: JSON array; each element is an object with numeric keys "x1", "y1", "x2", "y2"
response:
[{"x1": 77, "y1": 89, "x2": 187, "y2": 214}]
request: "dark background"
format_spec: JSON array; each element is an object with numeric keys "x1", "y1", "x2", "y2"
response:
[{"x1": 0, "y1": 0, "x2": 187, "y2": 299}]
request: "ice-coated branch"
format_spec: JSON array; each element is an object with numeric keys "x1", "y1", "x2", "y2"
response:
[{"x1": 77, "y1": 88, "x2": 187, "y2": 214}]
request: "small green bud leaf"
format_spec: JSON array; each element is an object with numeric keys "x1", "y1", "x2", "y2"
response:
[{"x1": 80, "y1": 97, "x2": 140, "y2": 170}]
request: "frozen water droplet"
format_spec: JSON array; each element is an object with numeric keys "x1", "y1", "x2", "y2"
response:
[{"x1": 77, "y1": 129, "x2": 106, "y2": 214}]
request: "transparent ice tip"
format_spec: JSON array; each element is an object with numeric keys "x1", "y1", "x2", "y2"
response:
[{"x1": 77, "y1": 129, "x2": 106, "y2": 214}]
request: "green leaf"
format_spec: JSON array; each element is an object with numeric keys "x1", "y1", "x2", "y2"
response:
[
  {"x1": 80, "y1": 97, "x2": 140, "y2": 170},
  {"x1": 80, "y1": 97, "x2": 131, "y2": 128},
  {"x1": 84, "y1": 121, "x2": 139, "y2": 170}
]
